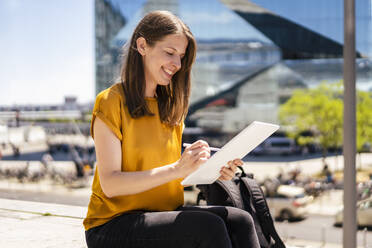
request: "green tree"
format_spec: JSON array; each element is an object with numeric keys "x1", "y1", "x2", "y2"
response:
[
  {"x1": 279, "y1": 83, "x2": 343, "y2": 162},
  {"x1": 357, "y1": 91, "x2": 372, "y2": 151},
  {"x1": 356, "y1": 91, "x2": 372, "y2": 168},
  {"x1": 280, "y1": 82, "x2": 372, "y2": 167}
]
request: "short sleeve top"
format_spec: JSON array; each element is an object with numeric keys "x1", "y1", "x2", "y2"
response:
[{"x1": 83, "y1": 83, "x2": 185, "y2": 231}]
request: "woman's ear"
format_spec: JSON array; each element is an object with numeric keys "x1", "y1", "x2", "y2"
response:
[{"x1": 136, "y1": 37, "x2": 147, "y2": 56}]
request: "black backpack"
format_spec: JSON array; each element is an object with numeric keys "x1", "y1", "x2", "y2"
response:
[{"x1": 196, "y1": 166, "x2": 286, "y2": 248}]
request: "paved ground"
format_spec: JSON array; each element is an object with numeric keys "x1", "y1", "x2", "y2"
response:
[
  {"x1": 0, "y1": 173, "x2": 362, "y2": 248},
  {"x1": 0, "y1": 199, "x2": 86, "y2": 248},
  {"x1": 1, "y1": 198, "x2": 365, "y2": 248},
  {"x1": 1, "y1": 147, "x2": 372, "y2": 247},
  {"x1": 0, "y1": 170, "x2": 345, "y2": 216}
]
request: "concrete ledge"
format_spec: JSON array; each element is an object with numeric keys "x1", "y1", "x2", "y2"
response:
[{"x1": 0, "y1": 198, "x2": 87, "y2": 219}]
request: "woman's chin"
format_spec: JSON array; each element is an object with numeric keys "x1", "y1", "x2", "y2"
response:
[{"x1": 158, "y1": 79, "x2": 171, "y2": 86}]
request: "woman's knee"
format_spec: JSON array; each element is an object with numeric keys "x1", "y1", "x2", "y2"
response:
[
  {"x1": 184, "y1": 211, "x2": 227, "y2": 234},
  {"x1": 179, "y1": 211, "x2": 232, "y2": 247},
  {"x1": 225, "y1": 207, "x2": 255, "y2": 229}
]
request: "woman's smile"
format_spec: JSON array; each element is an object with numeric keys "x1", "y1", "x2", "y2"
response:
[{"x1": 162, "y1": 66, "x2": 174, "y2": 80}]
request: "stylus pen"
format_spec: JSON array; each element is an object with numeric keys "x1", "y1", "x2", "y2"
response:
[{"x1": 182, "y1": 143, "x2": 221, "y2": 152}]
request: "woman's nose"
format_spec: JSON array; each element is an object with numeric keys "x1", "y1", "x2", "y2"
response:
[{"x1": 172, "y1": 56, "x2": 181, "y2": 71}]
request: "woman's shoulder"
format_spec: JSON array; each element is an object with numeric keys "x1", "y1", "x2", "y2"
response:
[
  {"x1": 92, "y1": 83, "x2": 124, "y2": 141},
  {"x1": 96, "y1": 82, "x2": 125, "y2": 103}
]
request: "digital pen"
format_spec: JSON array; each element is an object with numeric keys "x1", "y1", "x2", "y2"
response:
[{"x1": 182, "y1": 143, "x2": 221, "y2": 152}]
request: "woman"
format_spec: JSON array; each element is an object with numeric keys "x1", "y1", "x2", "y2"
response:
[{"x1": 84, "y1": 10, "x2": 260, "y2": 248}]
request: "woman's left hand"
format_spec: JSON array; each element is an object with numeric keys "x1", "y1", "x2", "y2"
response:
[{"x1": 218, "y1": 159, "x2": 243, "y2": 181}]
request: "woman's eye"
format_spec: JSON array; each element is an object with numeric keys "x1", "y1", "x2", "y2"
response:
[{"x1": 166, "y1": 51, "x2": 173, "y2": 56}]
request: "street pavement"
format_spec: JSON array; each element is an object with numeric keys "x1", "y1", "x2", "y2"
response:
[
  {"x1": 1, "y1": 151, "x2": 372, "y2": 247},
  {"x1": 0, "y1": 174, "x2": 366, "y2": 248},
  {"x1": 0, "y1": 198, "x2": 86, "y2": 248},
  {"x1": 243, "y1": 153, "x2": 372, "y2": 182},
  {"x1": 0, "y1": 197, "x2": 369, "y2": 248}
]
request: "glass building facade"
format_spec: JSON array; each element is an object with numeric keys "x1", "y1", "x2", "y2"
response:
[
  {"x1": 95, "y1": 0, "x2": 372, "y2": 136},
  {"x1": 249, "y1": 0, "x2": 372, "y2": 57}
]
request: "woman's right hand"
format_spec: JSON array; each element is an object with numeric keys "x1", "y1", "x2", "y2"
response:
[{"x1": 174, "y1": 140, "x2": 211, "y2": 178}]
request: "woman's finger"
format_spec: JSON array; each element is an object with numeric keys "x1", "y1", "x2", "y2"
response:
[
  {"x1": 188, "y1": 146, "x2": 210, "y2": 158},
  {"x1": 219, "y1": 170, "x2": 232, "y2": 180},
  {"x1": 219, "y1": 176, "x2": 227, "y2": 181},
  {"x1": 233, "y1": 159, "x2": 244, "y2": 166},
  {"x1": 218, "y1": 174, "x2": 229, "y2": 181},
  {"x1": 186, "y1": 140, "x2": 209, "y2": 151},
  {"x1": 226, "y1": 161, "x2": 238, "y2": 173},
  {"x1": 229, "y1": 163, "x2": 238, "y2": 172},
  {"x1": 220, "y1": 167, "x2": 234, "y2": 178}
]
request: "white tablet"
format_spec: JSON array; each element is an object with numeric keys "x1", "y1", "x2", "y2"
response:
[{"x1": 181, "y1": 121, "x2": 279, "y2": 185}]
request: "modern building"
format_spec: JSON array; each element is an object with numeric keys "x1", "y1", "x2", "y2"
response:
[
  {"x1": 95, "y1": 0, "x2": 126, "y2": 94},
  {"x1": 231, "y1": 0, "x2": 372, "y2": 58},
  {"x1": 94, "y1": 0, "x2": 372, "y2": 135}
]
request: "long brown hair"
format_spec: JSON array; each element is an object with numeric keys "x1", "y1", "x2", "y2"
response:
[{"x1": 121, "y1": 10, "x2": 196, "y2": 127}]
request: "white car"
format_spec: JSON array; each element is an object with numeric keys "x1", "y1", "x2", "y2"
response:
[
  {"x1": 266, "y1": 185, "x2": 313, "y2": 221},
  {"x1": 334, "y1": 197, "x2": 372, "y2": 227}
]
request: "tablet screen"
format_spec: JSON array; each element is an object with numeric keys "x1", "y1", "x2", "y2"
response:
[{"x1": 181, "y1": 121, "x2": 279, "y2": 185}]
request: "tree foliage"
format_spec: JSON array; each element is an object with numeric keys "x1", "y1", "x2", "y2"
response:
[
  {"x1": 279, "y1": 83, "x2": 343, "y2": 157},
  {"x1": 357, "y1": 91, "x2": 372, "y2": 152}
]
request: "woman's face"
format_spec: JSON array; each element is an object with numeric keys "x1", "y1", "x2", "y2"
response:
[{"x1": 138, "y1": 33, "x2": 188, "y2": 89}]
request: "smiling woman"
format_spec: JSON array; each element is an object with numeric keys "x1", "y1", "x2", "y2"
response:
[
  {"x1": 83, "y1": 10, "x2": 259, "y2": 248},
  {"x1": 121, "y1": 11, "x2": 195, "y2": 126}
]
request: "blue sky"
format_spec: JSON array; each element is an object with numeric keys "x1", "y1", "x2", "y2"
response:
[
  {"x1": 0, "y1": 0, "x2": 94, "y2": 106},
  {"x1": 0, "y1": 0, "x2": 268, "y2": 106},
  {"x1": 1, "y1": 0, "x2": 370, "y2": 106}
]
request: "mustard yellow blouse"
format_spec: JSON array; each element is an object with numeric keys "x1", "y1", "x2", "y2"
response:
[{"x1": 83, "y1": 83, "x2": 184, "y2": 231}]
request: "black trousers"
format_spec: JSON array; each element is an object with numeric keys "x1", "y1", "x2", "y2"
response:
[{"x1": 85, "y1": 205, "x2": 260, "y2": 248}]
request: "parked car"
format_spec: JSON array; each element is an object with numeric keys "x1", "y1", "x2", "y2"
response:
[
  {"x1": 252, "y1": 137, "x2": 297, "y2": 156},
  {"x1": 266, "y1": 185, "x2": 313, "y2": 221},
  {"x1": 334, "y1": 197, "x2": 372, "y2": 227}
]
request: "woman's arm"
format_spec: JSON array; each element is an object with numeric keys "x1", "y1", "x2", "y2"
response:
[{"x1": 94, "y1": 117, "x2": 210, "y2": 198}]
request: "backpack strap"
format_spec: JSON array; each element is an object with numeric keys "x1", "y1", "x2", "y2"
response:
[
  {"x1": 237, "y1": 165, "x2": 247, "y2": 177},
  {"x1": 215, "y1": 179, "x2": 244, "y2": 209},
  {"x1": 196, "y1": 179, "x2": 244, "y2": 209},
  {"x1": 241, "y1": 177, "x2": 286, "y2": 248},
  {"x1": 196, "y1": 191, "x2": 205, "y2": 205}
]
